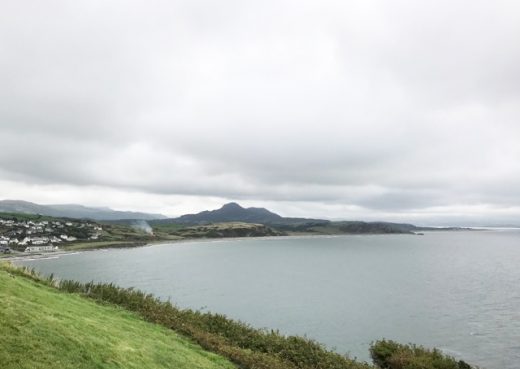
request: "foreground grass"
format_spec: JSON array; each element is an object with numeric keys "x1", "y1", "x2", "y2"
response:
[
  {"x1": 1, "y1": 263, "x2": 476, "y2": 369},
  {"x1": 0, "y1": 267, "x2": 235, "y2": 369}
]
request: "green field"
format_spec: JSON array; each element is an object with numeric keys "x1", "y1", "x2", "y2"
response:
[
  {"x1": 60, "y1": 240, "x2": 148, "y2": 251},
  {"x1": 0, "y1": 263, "x2": 475, "y2": 369},
  {"x1": 0, "y1": 266, "x2": 235, "y2": 369}
]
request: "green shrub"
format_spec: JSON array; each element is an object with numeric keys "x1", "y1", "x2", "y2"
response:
[
  {"x1": 370, "y1": 340, "x2": 474, "y2": 369},
  {"x1": 57, "y1": 277, "x2": 371, "y2": 369}
]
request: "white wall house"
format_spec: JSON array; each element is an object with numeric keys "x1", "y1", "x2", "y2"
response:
[
  {"x1": 24, "y1": 245, "x2": 59, "y2": 253},
  {"x1": 60, "y1": 235, "x2": 77, "y2": 242},
  {"x1": 31, "y1": 237, "x2": 50, "y2": 245}
]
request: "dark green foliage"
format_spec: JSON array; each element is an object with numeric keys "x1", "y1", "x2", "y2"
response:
[
  {"x1": 168, "y1": 223, "x2": 284, "y2": 239},
  {"x1": 370, "y1": 340, "x2": 474, "y2": 369},
  {"x1": 336, "y1": 222, "x2": 413, "y2": 234},
  {"x1": 63, "y1": 227, "x2": 91, "y2": 239}
]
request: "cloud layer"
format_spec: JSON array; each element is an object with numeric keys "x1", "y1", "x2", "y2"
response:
[{"x1": 1, "y1": 0, "x2": 520, "y2": 224}]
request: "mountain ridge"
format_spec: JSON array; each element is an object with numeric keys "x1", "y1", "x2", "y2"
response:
[
  {"x1": 0, "y1": 200, "x2": 464, "y2": 234},
  {"x1": 155, "y1": 202, "x2": 440, "y2": 234},
  {"x1": 0, "y1": 200, "x2": 166, "y2": 221}
]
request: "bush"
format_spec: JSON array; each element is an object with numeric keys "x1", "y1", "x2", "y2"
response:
[
  {"x1": 370, "y1": 340, "x2": 474, "y2": 369},
  {"x1": 58, "y1": 278, "x2": 370, "y2": 369}
]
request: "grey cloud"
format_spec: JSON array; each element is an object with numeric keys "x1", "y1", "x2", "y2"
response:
[{"x1": 1, "y1": 0, "x2": 520, "y2": 223}]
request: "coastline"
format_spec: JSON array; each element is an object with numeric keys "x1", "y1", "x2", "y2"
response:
[
  {"x1": 4, "y1": 229, "x2": 480, "y2": 262},
  {"x1": 1, "y1": 262, "x2": 476, "y2": 369},
  {"x1": 4, "y1": 231, "x2": 496, "y2": 369}
]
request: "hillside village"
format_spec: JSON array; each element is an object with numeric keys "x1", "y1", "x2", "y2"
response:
[{"x1": 0, "y1": 218, "x2": 103, "y2": 253}]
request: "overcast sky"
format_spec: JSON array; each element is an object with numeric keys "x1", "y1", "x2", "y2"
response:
[{"x1": 1, "y1": 0, "x2": 520, "y2": 224}]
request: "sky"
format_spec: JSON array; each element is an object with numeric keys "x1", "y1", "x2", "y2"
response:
[{"x1": 1, "y1": 0, "x2": 520, "y2": 225}]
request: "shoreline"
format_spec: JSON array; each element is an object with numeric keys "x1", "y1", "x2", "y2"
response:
[
  {"x1": 5, "y1": 235, "x2": 298, "y2": 261},
  {"x1": 4, "y1": 228, "x2": 484, "y2": 262},
  {"x1": 1, "y1": 258, "x2": 477, "y2": 369}
]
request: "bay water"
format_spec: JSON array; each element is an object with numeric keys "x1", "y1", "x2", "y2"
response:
[{"x1": 18, "y1": 230, "x2": 520, "y2": 368}]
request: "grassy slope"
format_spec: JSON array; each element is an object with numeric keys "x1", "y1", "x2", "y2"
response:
[
  {"x1": 151, "y1": 222, "x2": 282, "y2": 239},
  {"x1": 0, "y1": 268, "x2": 235, "y2": 369},
  {"x1": 0, "y1": 264, "x2": 475, "y2": 369}
]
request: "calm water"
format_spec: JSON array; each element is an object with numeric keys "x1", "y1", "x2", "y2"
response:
[{"x1": 18, "y1": 230, "x2": 520, "y2": 369}]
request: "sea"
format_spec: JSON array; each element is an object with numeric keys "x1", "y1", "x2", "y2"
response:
[{"x1": 18, "y1": 230, "x2": 520, "y2": 369}]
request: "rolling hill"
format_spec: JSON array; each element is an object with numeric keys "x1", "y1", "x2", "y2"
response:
[{"x1": 0, "y1": 200, "x2": 166, "y2": 220}]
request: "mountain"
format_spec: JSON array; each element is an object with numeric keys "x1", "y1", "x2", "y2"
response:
[
  {"x1": 173, "y1": 202, "x2": 277, "y2": 224},
  {"x1": 159, "y1": 202, "x2": 328, "y2": 227},
  {"x1": 0, "y1": 200, "x2": 166, "y2": 221},
  {"x1": 156, "y1": 202, "x2": 454, "y2": 235}
]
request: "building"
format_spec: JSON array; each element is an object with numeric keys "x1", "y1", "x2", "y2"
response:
[
  {"x1": 24, "y1": 245, "x2": 59, "y2": 253},
  {"x1": 60, "y1": 235, "x2": 77, "y2": 242},
  {"x1": 31, "y1": 237, "x2": 50, "y2": 245}
]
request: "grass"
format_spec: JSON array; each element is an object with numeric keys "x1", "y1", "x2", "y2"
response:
[
  {"x1": 151, "y1": 222, "x2": 185, "y2": 236},
  {"x1": 61, "y1": 240, "x2": 148, "y2": 251},
  {"x1": 2, "y1": 263, "x2": 372, "y2": 369},
  {"x1": 0, "y1": 265, "x2": 236, "y2": 369},
  {"x1": 98, "y1": 223, "x2": 153, "y2": 241},
  {"x1": 0, "y1": 263, "x2": 477, "y2": 369},
  {"x1": 153, "y1": 222, "x2": 283, "y2": 239}
]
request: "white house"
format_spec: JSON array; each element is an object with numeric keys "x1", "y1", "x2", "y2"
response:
[
  {"x1": 24, "y1": 245, "x2": 59, "y2": 253},
  {"x1": 60, "y1": 235, "x2": 77, "y2": 242},
  {"x1": 31, "y1": 237, "x2": 50, "y2": 245}
]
